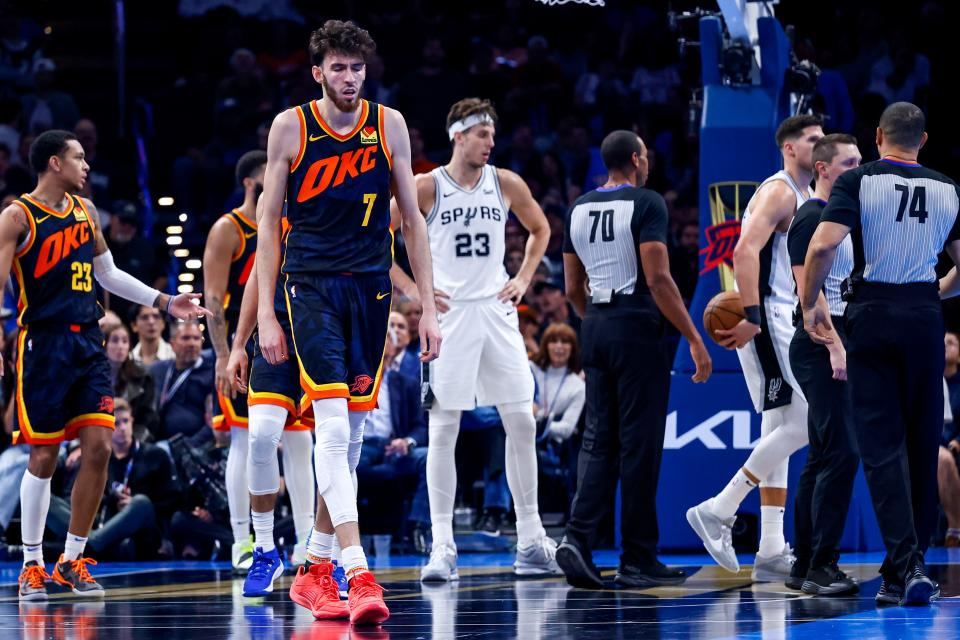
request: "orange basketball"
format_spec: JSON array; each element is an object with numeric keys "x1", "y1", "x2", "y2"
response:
[{"x1": 703, "y1": 290, "x2": 745, "y2": 344}]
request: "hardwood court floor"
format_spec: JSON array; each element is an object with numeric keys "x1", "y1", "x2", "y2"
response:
[{"x1": 1, "y1": 549, "x2": 958, "y2": 639}]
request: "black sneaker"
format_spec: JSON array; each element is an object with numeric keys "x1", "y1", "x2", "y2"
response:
[
  {"x1": 614, "y1": 561, "x2": 687, "y2": 588},
  {"x1": 555, "y1": 537, "x2": 604, "y2": 589},
  {"x1": 785, "y1": 557, "x2": 809, "y2": 591},
  {"x1": 51, "y1": 555, "x2": 105, "y2": 597},
  {"x1": 475, "y1": 509, "x2": 503, "y2": 537},
  {"x1": 903, "y1": 563, "x2": 936, "y2": 605},
  {"x1": 801, "y1": 564, "x2": 859, "y2": 596},
  {"x1": 875, "y1": 578, "x2": 903, "y2": 606}
]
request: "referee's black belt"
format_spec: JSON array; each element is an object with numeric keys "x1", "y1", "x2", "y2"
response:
[
  {"x1": 586, "y1": 290, "x2": 657, "y2": 313},
  {"x1": 845, "y1": 280, "x2": 939, "y2": 304}
]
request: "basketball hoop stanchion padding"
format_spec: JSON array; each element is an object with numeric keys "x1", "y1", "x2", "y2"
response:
[{"x1": 627, "y1": 14, "x2": 884, "y2": 554}]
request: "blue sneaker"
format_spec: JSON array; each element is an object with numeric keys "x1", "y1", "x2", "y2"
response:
[
  {"x1": 242, "y1": 547, "x2": 284, "y2": 597},
  {"x1": 331, "y1": 560, "x2": 348, "y2": 599}
]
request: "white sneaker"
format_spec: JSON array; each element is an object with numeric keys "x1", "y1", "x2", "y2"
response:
[
  {"x1": 420, "y1": 544, "x2": 459, "y2": 582},
  {"x1": 514, "y1": 536, "x2": 562, "y2": 576},
  {"x1": 231, "y1": 539, "x2": 254, "y2": 573},
  {"x1": 290, "y1": 541, "x2": 308, "y2": 566},
  {"x1": 686, "y1": 500, "x2": 739, "y2": 573},
  {"x1": 752, "y1": 544, "x2": 796, "y2": 582}
]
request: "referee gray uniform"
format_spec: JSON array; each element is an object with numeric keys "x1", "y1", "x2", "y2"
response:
[
  {"x1": 822, "y1": 157, "x2": 960, "y2": 588},
  {"x1": 560, "y1": 183, "x2": 670, "y2": 573}
]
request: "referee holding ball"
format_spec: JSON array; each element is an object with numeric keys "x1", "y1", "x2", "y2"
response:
[
  {"x1": 556, "y1": 130, "x2": 712, "y2": 589},
  {"x1": 802, "y1": 102, "x2": 960, "y2": 606}
]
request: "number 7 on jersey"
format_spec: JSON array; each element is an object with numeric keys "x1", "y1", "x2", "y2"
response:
[{"x1": 362, "y1": 193, "x2": 377, "y2": 227}]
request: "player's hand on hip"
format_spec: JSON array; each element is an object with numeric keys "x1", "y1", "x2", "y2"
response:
[
  {"x1": 419, "y1": 311, "x2": 442, "y2": 362},
  {"x1": 434, "y1": 288, "x2": 451, "y2": 313},
  {"x1": 828, "y1": 344, "x2": 847, "y2": 381},
  {"x1": 498, "y1": 275, "x2": 530, "y2": 306},
  {"x1": 226, "y1": 348, "x2": 249, "y2": 394},
  {"x1": 802, "y1": 306, "x2": 834, "y2": 346},
  {"x1": 258, "y1": 315, "x2": 289, "y2": 365},
  {"x1": 689, "y1": 337, "x2": 713, "y2": 383},
  {"x1": 714, "y1": 319, "x2": 761, "y2": 350},
  {"x1": 168, "y1": 293, "x2": 212, "y2": 320}
]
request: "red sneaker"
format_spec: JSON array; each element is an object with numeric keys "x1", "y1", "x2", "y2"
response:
[
  {"x1": 289, "y1": 563, "x2": 349, "y2": 620},
  {"x1": 348, "y1": 571, "x2": 390, "y2": 625}
]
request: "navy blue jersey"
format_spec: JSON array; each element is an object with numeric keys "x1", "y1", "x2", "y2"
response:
[
  {"x1": 219, "y1": 209, "x2": 257, "y2": 335},
  {"x1": 283, "y1": 99, "x2": 394, "y2": 275},
  {"x1": 11, "y1": 194, "x2": 101, "y2": 326}
]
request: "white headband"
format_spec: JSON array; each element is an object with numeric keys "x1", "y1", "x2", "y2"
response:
[{"x1": 448, "y1": 113, "x2": 494, "y2": 140}]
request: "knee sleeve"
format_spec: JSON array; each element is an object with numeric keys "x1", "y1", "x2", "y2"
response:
[
  {"x1": 348, "y1": 411, "x2": 366, "y2": 473},
  {"x1": 312, "y1": 398, "x2": 357, "y2": 527},
  {"x1": 498, "y1": 404, "x2": 540, "y2": 519},
  {"x1": 247, "y1": 404, "x2": 288, "y2": 496},
  {"x1": 750, "y1": 398, "x2": 810, "y2": 488},
  {"x1": 427, "y1": 406, "x2": 462, "y2": 522},
  {"x1": 226, "y1": 427, "x2": 250, "y2": 520}
]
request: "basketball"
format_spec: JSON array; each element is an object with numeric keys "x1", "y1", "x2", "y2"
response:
[{"x1": 703, "y1": 290, "x2": 745, "y2": 343}]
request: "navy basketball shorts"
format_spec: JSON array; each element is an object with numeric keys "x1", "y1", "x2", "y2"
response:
[
  {"x1": 14, "y1": 322, "x2": 115, "y2": 445},
  {"x1": 248, "y1": 319, "x2": 313, "y2": 431},
  {"x1": 284, "y1": 272, "x2": 391, "y2": 412}
]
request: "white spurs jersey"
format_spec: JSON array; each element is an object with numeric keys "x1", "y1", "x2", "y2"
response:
[
  {"x1": 425, "y1": 165, "x2": 509, "y2": 301},
  {"x1": 740, "y1": 170, "x2": 811, "y2": 306}
]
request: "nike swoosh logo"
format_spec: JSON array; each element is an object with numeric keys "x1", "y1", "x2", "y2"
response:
[
  {"x1": 244, "y1": 231, "x2": 256, "y2": 239},
  {"x1": 36, "y1": 214, "x2": 52, "y2": 224},
  {"x1": 443, "y1": 191, "x2": 456, "y2": 197},
  {"x1": 309, "y1": 134, "x2": 328, "y2": 142},
  {"x1": 376, "y1": 292, "x2": 390, "y2": 300},
  {"x1": 483, "y1": 189, "x2": 494, "y2": 194}
]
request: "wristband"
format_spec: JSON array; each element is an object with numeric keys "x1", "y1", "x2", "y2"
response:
[
  {"x1": 166, "y1": 295, "x2": 175, "y2": 316},
  {"x1": 743, "y1": 305, "x2": 762, "y2": 326}
]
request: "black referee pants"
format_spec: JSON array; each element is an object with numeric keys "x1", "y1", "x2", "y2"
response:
[
  {"x1": 789, "y1": 320, "x2": 859, "y2": 570},
  {"x1": 565, "y1": 308, "x2": 670, "y2": 569},
  {"x1": 845, "y1": 287, "x2": 943, "y2": 584}
]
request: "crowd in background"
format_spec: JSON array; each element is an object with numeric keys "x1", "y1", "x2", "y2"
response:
[{"x1": 1, "y1": 0, "x2": 960, "y2": 559}]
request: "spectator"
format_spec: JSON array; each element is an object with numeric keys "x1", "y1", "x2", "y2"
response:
[
  {"x1": 410, "y1": 126, "x2": 438, "y2": 176},
  {"x1": 105, "y1": 324, "x2": 159, "y2": 439},
  {"x1": 505, "y1": 247, "x2": 524, "y2": 278},
  {"x1": 669, "y1": 221, "x2": 700, "y2": 305},
  {"x1": 99, "y1": 310, "x2": 123, "y2": 335},
  {"x1": 131, "y1": 305, "x2": 174, "y2": 366},
  {"x1": 47, "y1": 399, "x2": 178, "y2": 559},
  {"x1": 74, "y1": 118, "x2": 114, "y2": 204},
  {"x1": 399, "y1": 297, "x2": 423, "y2": 359},
  {"x1": 107, "y1": 203, "x2": 161, "y2": 324},
  {"x1": 505, "y1": 218, "x2": 527, "y2": 254},
  {"x1": 393, "y1": 37, "x2": 467, "y2": 151},
  {"x1": 150, "y1": 320, "x2": 215, "y2": 446},
  {"x1": 940, "y1": 332, "x2": 960, "y2": 547},
  {"x1": 866, "y1": 34, "x2": 930, "y2": 106},
  {"x1": 387, "y1": 311, "x2": 420, "y2": 384},
  {"x1": 357, "y1": 321, "x2": 430, "y2": 552},
  {"x1": 531, "y1": 324, "x2": 585, "y2": 444},
  {"x1": 518, "y1": 304, "x2": 541, "y2": 357},
  {"x1": 533, "y1": 276, "x2": 581, "y2": 338},
  {"x1": 20, "y1": 58, "x2": 81, "y2": 132}
]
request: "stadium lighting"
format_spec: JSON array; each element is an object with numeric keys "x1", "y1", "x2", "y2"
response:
[
  {"x1": 173, "y1": 249, "x2": 190, "y2": 257},
  {"x1": 185, "y1": 259, "x2": 202, "y2": 269},
  {"x1": 158, "y1": 197, "x2": 174, "y2": 207},
  {"x1": 178, "y1": 273, "x2": 195, "y2": 282},
  {"x1": 179, "y1": 213, "x2": 188, "y2": 222},
  {"x1": 177, "y1": 284, "x2": 194, "y2": 293},
  {"x1": 166, "y1": 235, "x2": 183, "y2": 246},
  {"x1": 166, "y1": 225, "x2": 183, "y2": 235}
]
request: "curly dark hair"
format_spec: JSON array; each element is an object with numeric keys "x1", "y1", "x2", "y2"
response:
[{"x1": 309, "y1": 20, "x2": 376, "y2": 67}]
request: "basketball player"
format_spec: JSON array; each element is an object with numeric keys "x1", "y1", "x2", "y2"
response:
[
  {"x1": 214, "y1": 197, "x2": 317, "y2": 600},
  {"x1": 786, "y1": 133, "x2": 860, "y2": 595},
  {"x1": 256, "y1": 20, "x2": 441, "y2": 625},
  {"x1": 203, "y1": 150, "x2": 263, "y2": 572},
  {"x1": 0, "y1": 130, "x2": 208, "y2": 600},
  {"x1": 687, "y1": 115, "x2": 823, "y2": 581},
  {"x1": 805, "y1": 102, "x2": 954, "y2": 605},
  {"x1": 403, "y1": 98, "x2": 558, "y2": 582}
]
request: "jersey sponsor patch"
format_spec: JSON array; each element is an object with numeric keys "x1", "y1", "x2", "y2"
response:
[{"x1": 360, "y1": 126, "x2": 378, "y2": 144}]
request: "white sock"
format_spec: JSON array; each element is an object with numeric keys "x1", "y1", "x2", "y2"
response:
[
  {"x1": 20, "y1": 471, "x2": 51, "y2": 566},
  {"x1": 499, "y1": 406, "x2": 543, "y2": 546},
  {"x1": 251, "y1": 510, "x2": 275, "y2": 552},
  {"x1": 427, "y1": 408, "x2": 461, "y2": 549},
  {"x1": 341, "y1": 544, "x2": 368, "y2": 579},
  {"x1": 307, "y1": 527, "x2": 334, "y2": 564},
  {"x1": 711, "y1": 469, "x2": 757, "y2": 519},
  {"x1": 280, "y1": 429, "x2": 316, "y2": 546},
  {"x1": 758, "y1": 505, "x2": 786, "y2": 557},
  {"x1": 63, "y1": 533, "x2": 88, "y2": 561},
  {"x1": 227, "y1": 427, "x2": 250, "y2": 544},
  {"x1": 332, "y1": 532, "x2": 342, "y2": 563}
]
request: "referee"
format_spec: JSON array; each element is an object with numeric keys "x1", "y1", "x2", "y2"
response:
[
  {"x1": 555, "y1": 130, "x2": 712, "y2": 589},
  {"x1": 802, "y1": 102, "x2": 960, "y2": 606}
]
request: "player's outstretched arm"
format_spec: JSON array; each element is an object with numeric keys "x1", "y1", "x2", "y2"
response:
[
  {"x1": 203, "y1": 216, "x2": 240, "y2": 398},
  {"x1": 84, "y1": 197, "x2": 210, "y2": 320},
  {"x1": 257, "y1": 109, "x2": 297, "y2": 365},
  {"x1": 640, "y1": 241, "x2": 712, "y2": 383},
  {"x1": 801, "y1": 221, "x2": 850, "y2": 345},
  {"x1": 0, "y1": 204, "x2": 27, "y2": 377},
  {"x1": 384, "y1": 106, "x2": 441, "y2": 361},
  {"x1": 496, "y1": 168, "x2": 549, "y2": 305}
]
